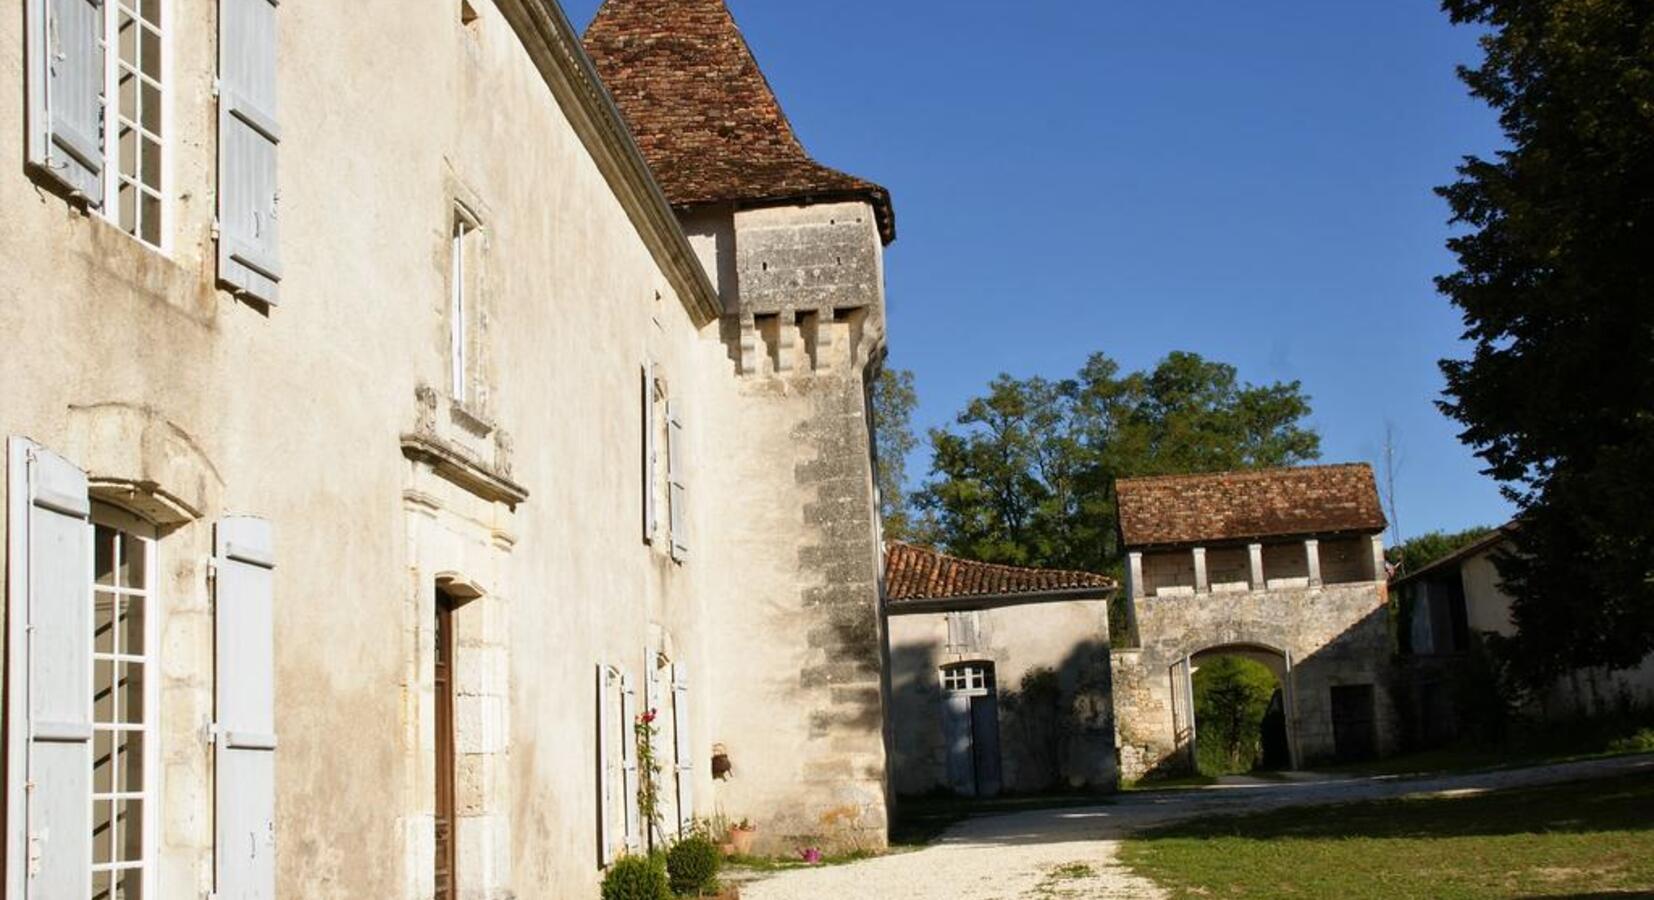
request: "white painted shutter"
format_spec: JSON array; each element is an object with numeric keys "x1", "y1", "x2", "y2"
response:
[
  {"x1": 666, "y1": 401, "x2": 687, "y2": 561},
  {"x1": 642, "y1": 364, "x2": 658, "y2": 543},
  {"x1": 214, "y1": 516, "x2": 278, "y2": 900},
  {"x1": 597, "y1": 664, "x2": 617, "y2": 866},
  {"x1": 5, "y1": 438, "x2": 93, "y2": 900},
  {"x1": 26, "y1": 0, "x2": 104, "y2": 203},
  {"x1": 671, "y1": 664, "x2": 693, "y2": 835},
  {"x1": 218, "y1": 0, "x2": 282, "y2": 303},
  {"x1": 620, "y1": 670, "x2": 641, "y2": 852}
]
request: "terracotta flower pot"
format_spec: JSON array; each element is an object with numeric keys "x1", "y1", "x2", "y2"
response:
[{"x1": 729, "y1": 826, "x2": 757, "y2": 856}]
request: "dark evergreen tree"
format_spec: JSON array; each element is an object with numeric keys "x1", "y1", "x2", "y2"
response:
[{"x1": 1436, "y1": 0, "x2": 1654, "y2": 687}]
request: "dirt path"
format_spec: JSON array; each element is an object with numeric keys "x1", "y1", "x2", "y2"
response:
[{"x1": 735, "y1": 754, "x2": 1654, "y2": 900}]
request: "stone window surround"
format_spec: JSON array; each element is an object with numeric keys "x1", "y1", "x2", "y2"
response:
[{"x1": 1129, "y1": 533, "x2": 1386, "y2": 600}]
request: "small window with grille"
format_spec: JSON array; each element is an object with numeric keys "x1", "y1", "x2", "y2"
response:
[{"x1": 940, "y1": 661, "x2": 995, "y2": 696}]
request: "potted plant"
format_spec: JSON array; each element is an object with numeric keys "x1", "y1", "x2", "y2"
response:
[{"x1": 728, "y1": 818, "x2": 757, "y2": 856}]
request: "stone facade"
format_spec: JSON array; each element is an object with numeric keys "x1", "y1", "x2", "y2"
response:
[
  {"x1": 1112, "y1": 465, "x2": 1397, "y2": 781},
  {"x1": 1113, "y1": 576, "x2": 1397, "y2": 779},
  {"x1": 887, "y1": 600, "x2": 1118, "y2": 796},
  {"x1": 2, "y1": 2, "x2": 893, "y2": 898}
]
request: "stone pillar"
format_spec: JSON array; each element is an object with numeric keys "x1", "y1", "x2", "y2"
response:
[
  {"x1": 1366, "y1": 534, "x2": 1386, "y2": 581},
  {"x1": 1248, "y1": 543, "x2": 1265, "y2": 590},
  {"x1": 1192, "y1": 546, "x2": 1209, "y2": 593},
  {"x1": 1127, "y1": 552, "x2": 1145, "y2": 600},
  {"x1": 1305, "y1": 538, "x2": 1322, "y2": 587}
]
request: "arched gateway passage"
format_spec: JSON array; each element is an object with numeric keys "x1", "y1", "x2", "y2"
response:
[{"x1": 1172, "y1": 643, "x2": 1298, "y2": 773}]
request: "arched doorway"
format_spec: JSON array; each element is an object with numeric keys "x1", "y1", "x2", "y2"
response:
[{"x1": 1170, "y1": 644, "x2": 1299, "y2": 774}]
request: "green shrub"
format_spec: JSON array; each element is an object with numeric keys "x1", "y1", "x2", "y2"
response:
[
  {"x1": 601, "y1": 854, "x2": 671, "y2": 900},
  {"x1": 665, "y1": 834, "x2": 722, "y2": 896},
  {"x1": 1607, "y1": 727, "x2": 1654, "y2": 754}
]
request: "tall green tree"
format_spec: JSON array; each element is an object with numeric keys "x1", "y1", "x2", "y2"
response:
[
  {"x1": 1386, "y1": 526, "x2": 1498, "y2": 576},
  {"x1": 914, "y1": 351, "x2": 1320, "y2": 575},
  {"x1": 1436, "y1": 0, "x2": 1654, "y2": 688},
  {"x1": 870, "y1": 366, "x2": 921, "y2": 542}
]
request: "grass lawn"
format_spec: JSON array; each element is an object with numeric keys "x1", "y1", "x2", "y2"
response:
[{"x1": 1120, "y1": 771, "x2": 1654, "y2": 898}]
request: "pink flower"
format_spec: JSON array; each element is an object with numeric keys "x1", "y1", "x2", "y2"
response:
[{"x1": 800, "y1": 847, "x2": 822, "y2": 864}]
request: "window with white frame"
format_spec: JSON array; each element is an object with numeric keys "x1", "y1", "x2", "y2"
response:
[
  {"x1": 91, "y1": 504, "x2": 158, "y2": 900},
  {"x1": 449, "y1": 206, "x2": 480, "y2": 404},
  {"x1": 107, "y1": 0, "x2": 167, "y2": 247},
  {"x1": 940, "y1": 662, "x2": 994, "y2": 696}
]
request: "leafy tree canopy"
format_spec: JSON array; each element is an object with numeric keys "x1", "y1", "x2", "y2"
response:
[
  {"x1": 1436, "y1": 0, "x2": 1654, "y2": 685},
  {"x1": 909, "y1": 351, "x2": 1320, "y2": 575},
  {"x1": 1387, "y1": 526, "x2": 1498, "y2": 576},
  {"x1": 871, "y1": 367, "x2": 920, "y2": 542}
]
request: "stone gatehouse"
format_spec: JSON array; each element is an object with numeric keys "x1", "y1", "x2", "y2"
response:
[{"x1": 883, "y1": 463, "x2": 1401, "y2": 796}]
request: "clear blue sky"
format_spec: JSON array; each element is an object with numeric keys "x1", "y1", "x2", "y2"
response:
[{"x1": 564, "y1": 0, "x2": 1514, "y2": 538}]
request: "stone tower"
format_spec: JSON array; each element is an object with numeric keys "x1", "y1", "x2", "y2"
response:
[{"x1": 586, "y1": 0, "x2": 898, "y2": 851}]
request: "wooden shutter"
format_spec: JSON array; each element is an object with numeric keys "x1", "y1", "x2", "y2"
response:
[
  {"x1": 214, "y1": 516, "x2": 278, "y2": 899},
  {"x1": 597, "y1": 665, "x2": 618, "y2": 866},
  {"x1": 5, "y1": 438, "x2": 93, "y2": 899},
  {"x1": 642, "y1": 364, "x2": 657, "y2": 543},
  {"x1": 620, "y1": 670, "x2": 641, "y2": 852},
  {"x1": 666, "y1": 401, "x2": 687, "y2": 561},
  {"x1": 218, "y1": 0, "x2": 282, "y2": 303},
  {"x1": 671, "y1": 664, "x2": 693, "y2": 835},
  {"x1": 26, "y1": 0, "x2": 104, "y2": 203}
]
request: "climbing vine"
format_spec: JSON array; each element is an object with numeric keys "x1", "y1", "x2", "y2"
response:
[{"x1": 635, "y1": 708, "x2": 664, "y2": 846}]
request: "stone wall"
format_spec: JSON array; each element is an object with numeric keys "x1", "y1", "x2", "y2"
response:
[
  {"x1": 887, "y1": 600, "x2": 1117, "y2": 798},
  {"x1": 1113, "y1": 581, "x2": 1398, "y2": 781},
  {"x1": 698, "y1": 200, "x2": 891, "y2": 854}
]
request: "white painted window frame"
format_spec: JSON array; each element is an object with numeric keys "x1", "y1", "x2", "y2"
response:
[
  {"x1": 449, "y1": 205, "x2": 480, "y2": 403},
  {"x1": 99, "y1": 0, "x2": 172, "y2": 253},
  {"x1": 88, "y1": 502, "x2": 161, "y2": 900},
  {"x1": 940, "y1": 661, "x2": 994, "y2": 698}
]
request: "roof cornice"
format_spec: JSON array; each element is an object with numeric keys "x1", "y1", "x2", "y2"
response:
[{"x1": 494, "y1": 0, "x2": 723, "y2": 326}]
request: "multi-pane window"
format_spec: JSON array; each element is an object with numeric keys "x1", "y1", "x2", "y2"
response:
[
  {"x1": 91, "y1": 505, "x2": 156, "y2": 900},
  {"x1": 105, "y1": 0, "x2": 166, "y2": 247},
  {"x1": 940, "y1": 662, "x2": 994, "y2": 696}
]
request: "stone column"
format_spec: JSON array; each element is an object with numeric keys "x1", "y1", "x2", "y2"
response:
[
  {"x1": 1192, "y1": 547, "x2": 1209, "y2": 593},
  {"x1": 1366, "y1": 534, "x2": 1386, "y2": 581},
  {"x1": 1305, "y1": 538, "x2": 1322, "y2": 587},
  {"x1": 1128, "y1": 552, "x2": 1145, "y2": 600},
  {"x1": 1247, "y1": 543, "x2": 1265, "y2": 590}
]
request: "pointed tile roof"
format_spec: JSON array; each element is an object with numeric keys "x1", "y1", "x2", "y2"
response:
[
  {"x1": 583, "y1": 0, "x2": 896, "y2": 243},
  {"x1": 1115, "y1": 464, "x2": 1388, "y2": 550},
  {"x1": 884, "y1": 542, "x2": 1116, "y2": 605}
]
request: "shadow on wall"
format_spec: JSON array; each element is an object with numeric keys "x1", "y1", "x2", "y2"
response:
[
  {"x1": 1117, "y1": 592, "x2": 1402, "y2": 781},
  {"x1": 888, "y1": 634, "x2": 1118, "y2": 798}
]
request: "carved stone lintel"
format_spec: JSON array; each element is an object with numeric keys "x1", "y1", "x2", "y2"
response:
[
  {"x1": 415, "y1": 384, "x2": 440, "y2": 436},
  {"x1": 494, "y1": 428, "x2": 515, "y2": 478},
  {"x1": 401, "y1": 432, "x2": 529, "y2": 509}
]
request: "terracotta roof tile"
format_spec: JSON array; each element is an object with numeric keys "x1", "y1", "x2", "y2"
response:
[
  {"x1": 884, "y1": 542, "x2": 1116, "y2": 603},
  {"x1": 583, "y1": 0, "x2": 896, "y2": 243},
  {"x1": 1116, "y1": 463, "x2": 1387, "y2": 549}
]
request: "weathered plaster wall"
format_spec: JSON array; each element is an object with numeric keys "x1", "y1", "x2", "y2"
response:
[
  {"x1": 698, "y1": 200, "x2": 891, "y2": 855},
  {"x1": 1113, "y1": 580, "x2": 1398, "y2": 780},
  {"x1": 1456, "y1": 546, "x2": 1654, "y2": 720},
  {"x1": 887, "y1": 601, "x2": 1117, "y2": 798},
  {"x1": 2, "y1": 2, "x2": 725, "y2": 897}
]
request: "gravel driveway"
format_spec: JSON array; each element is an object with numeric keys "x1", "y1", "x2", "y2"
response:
[{"x1": 736, "y1": 754, "x2": 1654, "y2": 900}]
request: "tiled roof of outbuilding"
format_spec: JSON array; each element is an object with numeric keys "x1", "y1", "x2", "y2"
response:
[
  {"x1": 583, "y1": 0, "x2": 896, "y2": 243},
  {"x1": 1115, "y1": 464, "x2": 1387, "y2": 549},
  {"x1": 884, "y1": 542, "x2": 1116, "y2": 603}
]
